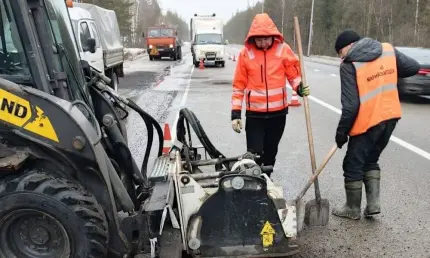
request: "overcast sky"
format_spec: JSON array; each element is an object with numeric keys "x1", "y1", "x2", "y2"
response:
[{"x1": 158, "y1": 0, "x2": 263, "y2": 24}]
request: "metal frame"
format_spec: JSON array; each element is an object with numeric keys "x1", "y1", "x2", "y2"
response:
[{"x1": 8, "y1": 0, "x2": 51, "y2": 93}]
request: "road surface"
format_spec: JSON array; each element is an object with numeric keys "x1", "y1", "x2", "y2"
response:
[{"x1": 123, "y1": 44, "x2": 430, "y2": 258}]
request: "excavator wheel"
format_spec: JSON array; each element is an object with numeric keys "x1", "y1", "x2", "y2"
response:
[{"x1": 0, "y1": 171, "x2": 108, "y2": 258}]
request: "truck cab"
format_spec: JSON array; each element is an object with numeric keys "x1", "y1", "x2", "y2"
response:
[
  {"x1": 67, "y1": 5, "x2": 104, "y2": 74},
  {"x1": 144, "y1": 25, "x2": 182, "y2": 61},
  {"x1": 192, "y1": 29, "x2": 227, "y2": 67},
  {"x1": 67, "y1": 1, "x2": 124, "y2": 92}
]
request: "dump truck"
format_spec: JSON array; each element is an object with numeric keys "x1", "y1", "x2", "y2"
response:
[
  {"x1": 0, "y1": 0, "x2": 300, "y2": 257},
  {"x1": 144, "y1": 24, "x2": 183, "y2": 61},
  {"x1": 190, "y1": 14, "x2": 227, "y2": 67},
  {"x1": 68, "y1": 2, "x2": 124, "y2": 92}
]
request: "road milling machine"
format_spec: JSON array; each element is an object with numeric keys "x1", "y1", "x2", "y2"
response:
[{"x1": 0, "y1": 0, "x2": 300, "y2": 257}]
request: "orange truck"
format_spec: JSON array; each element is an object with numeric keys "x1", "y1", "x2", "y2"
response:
[{"x1": 143, "y1": 25, "x2": 183, "y2": 61}]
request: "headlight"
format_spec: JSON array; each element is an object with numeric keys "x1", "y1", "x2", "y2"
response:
[
  {"x1": 169, "y1": 44, "x2": 173, "y2": 48},
  {"x1": 149, "y1": 45, "x2": 153, "y2": 49}
]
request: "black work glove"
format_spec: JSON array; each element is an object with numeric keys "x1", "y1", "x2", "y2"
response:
[{"x1": 335, "y1": 132, "x2": 348, "y2": 149}]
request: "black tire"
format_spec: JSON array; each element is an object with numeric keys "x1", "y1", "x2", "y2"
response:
[
  {"x1": 0, "y1": 171, "x2": 109, "y2": 258},
  {"x1": 110, "y1": 72, "x2": 118, "y2": 92},
  {"x1": 178, "y1": 47, "x2": 182, "y2": 60}
]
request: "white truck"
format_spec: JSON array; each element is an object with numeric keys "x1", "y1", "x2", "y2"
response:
[
  {"x1": 67, "y1": 2, "x2": 124, "y2": 91},
  {"x1": 190, "y1": 14, "x2": 227, "y2": 68}
]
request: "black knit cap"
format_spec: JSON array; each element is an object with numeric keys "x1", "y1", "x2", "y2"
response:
[{"x1": 335, "y1": 29, "x2": 361, "y2": 54}]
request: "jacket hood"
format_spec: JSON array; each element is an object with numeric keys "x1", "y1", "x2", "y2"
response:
[
  {"x1": 245, "y1": 13, "x2": 284, "y2": 47},
  {"x1": 343, "y1": 37, "x2": 383, "y2": 62}
]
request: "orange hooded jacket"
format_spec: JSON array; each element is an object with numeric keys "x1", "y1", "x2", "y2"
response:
[{"x1": 231, "y1": 13, "x2": 302, "y2": 120}]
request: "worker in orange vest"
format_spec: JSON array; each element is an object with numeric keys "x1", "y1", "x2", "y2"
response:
[
  {"x1": 332, "y1": 29, "x2": 419, "y2": 220},
  {"x1": 230, "y1": 13, "x2": 309, "y2": 177}
]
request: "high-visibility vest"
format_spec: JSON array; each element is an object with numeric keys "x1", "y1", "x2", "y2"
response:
[
  {"x1": 231, "y1": 40, "x2": 302, "y2": 113},
  {"x1": 349, "y1": 43, "x2": 402, "y2": 136}
]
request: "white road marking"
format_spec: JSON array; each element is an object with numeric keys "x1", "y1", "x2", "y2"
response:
[
  {"x1": 171, "y1": 65, "x2": 195, "y2": 142},
  {"x1": 286, "y1": 85, "x2": 430, "y2": 161},
  {"x1": 330, "y1": 73, "x2": 337, "y2": 76},
  {"x1": 179, "y1": 66, "x2": 194, "y2": 107},
  {"x1": 314, "y1": 69, "x2": 320, "y2": 72}
]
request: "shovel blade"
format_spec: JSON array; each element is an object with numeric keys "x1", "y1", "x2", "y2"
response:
[{"x1": 304, "y1": 198, "x2": 330, "y2": 227}]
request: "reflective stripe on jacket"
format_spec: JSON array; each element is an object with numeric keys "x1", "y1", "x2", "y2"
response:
[
  {"x1": 349, "y1": 43, "x2": 402, "y2": 136},
  {"x1": 231, "y1": 13, "x2": 301, "y2": 116}
]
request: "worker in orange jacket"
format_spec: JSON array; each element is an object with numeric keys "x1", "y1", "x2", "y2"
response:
[
  {"x1": 332, "y1": 29, "x2": 419, "y2": 220},
  {"x1": 231, "y1": 13, "x2": 309, "y2": 177}
]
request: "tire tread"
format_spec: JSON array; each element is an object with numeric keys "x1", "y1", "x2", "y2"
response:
[{"x1": 0, "y1": 171, "x2": 108, "y2": 257}]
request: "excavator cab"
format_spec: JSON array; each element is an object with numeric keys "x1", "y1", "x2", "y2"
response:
[{"x1": 0, "y1": 0, "x2": 164, "y2": 256}]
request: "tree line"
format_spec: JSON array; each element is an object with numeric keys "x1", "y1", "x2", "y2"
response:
[
  {"x1": 78, "y1": 0, "x2": 190, "y2": 48},
  {"x1": 224, "y1": 0, "x2": 430, "y2": 57}
]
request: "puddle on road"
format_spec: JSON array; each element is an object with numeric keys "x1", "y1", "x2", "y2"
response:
[
  {"x1": 122, "y1": 65, "x2": 175, "y2": 98},
  {"x1": 121, "y1": 71, "x2": 158, "y2": 89},
  {"x1": 122, "y1": 52, "x2": 194, "y2": 98},
  {"x1": 210, "y1": 80, "x2": 232, "y2": 85},
  {"x1": 191, "y1": 76, "x2": 210, "y2": 80}
]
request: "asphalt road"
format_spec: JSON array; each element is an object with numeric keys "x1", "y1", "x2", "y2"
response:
[{"x1": 124, "y1": 44, "x2": 430, "y2": 258}]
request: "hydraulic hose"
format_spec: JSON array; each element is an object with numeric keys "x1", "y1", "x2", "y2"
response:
[
  {"x1": 90, "y1": 78, "x2": 164, "y2": 181},
  {"x1": 126, "y1": 99, "x2": 164, "y2": 175},
  {"x1": 176, "y1": 108, "x2": 229, "y2": 169}
]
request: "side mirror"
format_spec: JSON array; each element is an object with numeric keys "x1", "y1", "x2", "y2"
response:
[{"x1": 86, "y1": 38, "x2": 96, "y2": 53}]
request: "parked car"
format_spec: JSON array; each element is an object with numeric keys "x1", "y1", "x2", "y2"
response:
[{"x1": 396, "y1": 47, "x2": 430, "y2": 96}]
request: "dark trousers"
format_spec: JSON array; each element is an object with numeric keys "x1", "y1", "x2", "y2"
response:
[
  {"x1": 343, "y1": 119, "x2": 398, "y2": 181},
  {"x1": 245, "y1": 115, "x2": 286, "y2": 167}
]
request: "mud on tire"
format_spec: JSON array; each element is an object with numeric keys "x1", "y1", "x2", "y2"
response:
[{"x1": 0, "y1": 171, "x2": 109, "y2": 258}]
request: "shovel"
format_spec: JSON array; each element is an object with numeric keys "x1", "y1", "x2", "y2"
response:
[
  {"x1": 293, "y1": 16, "x2": 330, "y2": 228},
  {"x1": 294, "y1": 145, "x2": 338, "y2": 232}
]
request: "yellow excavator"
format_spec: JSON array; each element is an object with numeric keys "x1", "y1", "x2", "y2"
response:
[{"x1": 0, "y1": 0, "x2": 300, "y2": 257}]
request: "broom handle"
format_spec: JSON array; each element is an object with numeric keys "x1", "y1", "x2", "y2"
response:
[
  {"x1": 295, "y1": 145, "x2": 338, "y2": 202},
  {"x1": 293, "y1": 17, "x2": 321, "y2": 201}
]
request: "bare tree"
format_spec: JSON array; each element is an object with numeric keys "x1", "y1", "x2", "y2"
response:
[{"x1": 224, "y1": 0, "x2": 430, "y2": 56}]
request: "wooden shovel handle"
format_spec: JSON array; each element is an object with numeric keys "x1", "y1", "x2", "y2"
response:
[
  {"x1": 295, "y1": 145, "x2": 338, "y2": 202},
  {"x1": 293, "y1": 16, "x2": 320, "y2": 200}
]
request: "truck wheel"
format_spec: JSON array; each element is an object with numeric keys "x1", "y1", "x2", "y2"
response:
[
  {"x1": 178, "y1": 47, "x2": 182, "y2": 60},
  {"x1": 111, "y1": 72, "x2": 118, "y2": 92},
  {"x1": 0, "y1": 171, "x2": 109, "y2": 258}
]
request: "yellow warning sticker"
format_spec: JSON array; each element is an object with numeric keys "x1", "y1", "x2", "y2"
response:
[
  {"x1": 150, "y1": 48, "x2": 158, "y2": 55},
  {"x1": 260, "y1": 221, "x2": 275, "y2": 247},
  {"x1": 0, "y1": 89, "x2": 59, "y2": 142},
  {"x1": 262, "y1": 234, "x2": 274, "y2": 248}
]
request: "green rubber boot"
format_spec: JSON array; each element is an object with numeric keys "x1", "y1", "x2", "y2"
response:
[
  {"x1": 363, "y1": 170, "x2": 381, "y2": 217},
  {"x1": 332, "y1": 180, "x2": 362, "y2": 220}
]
